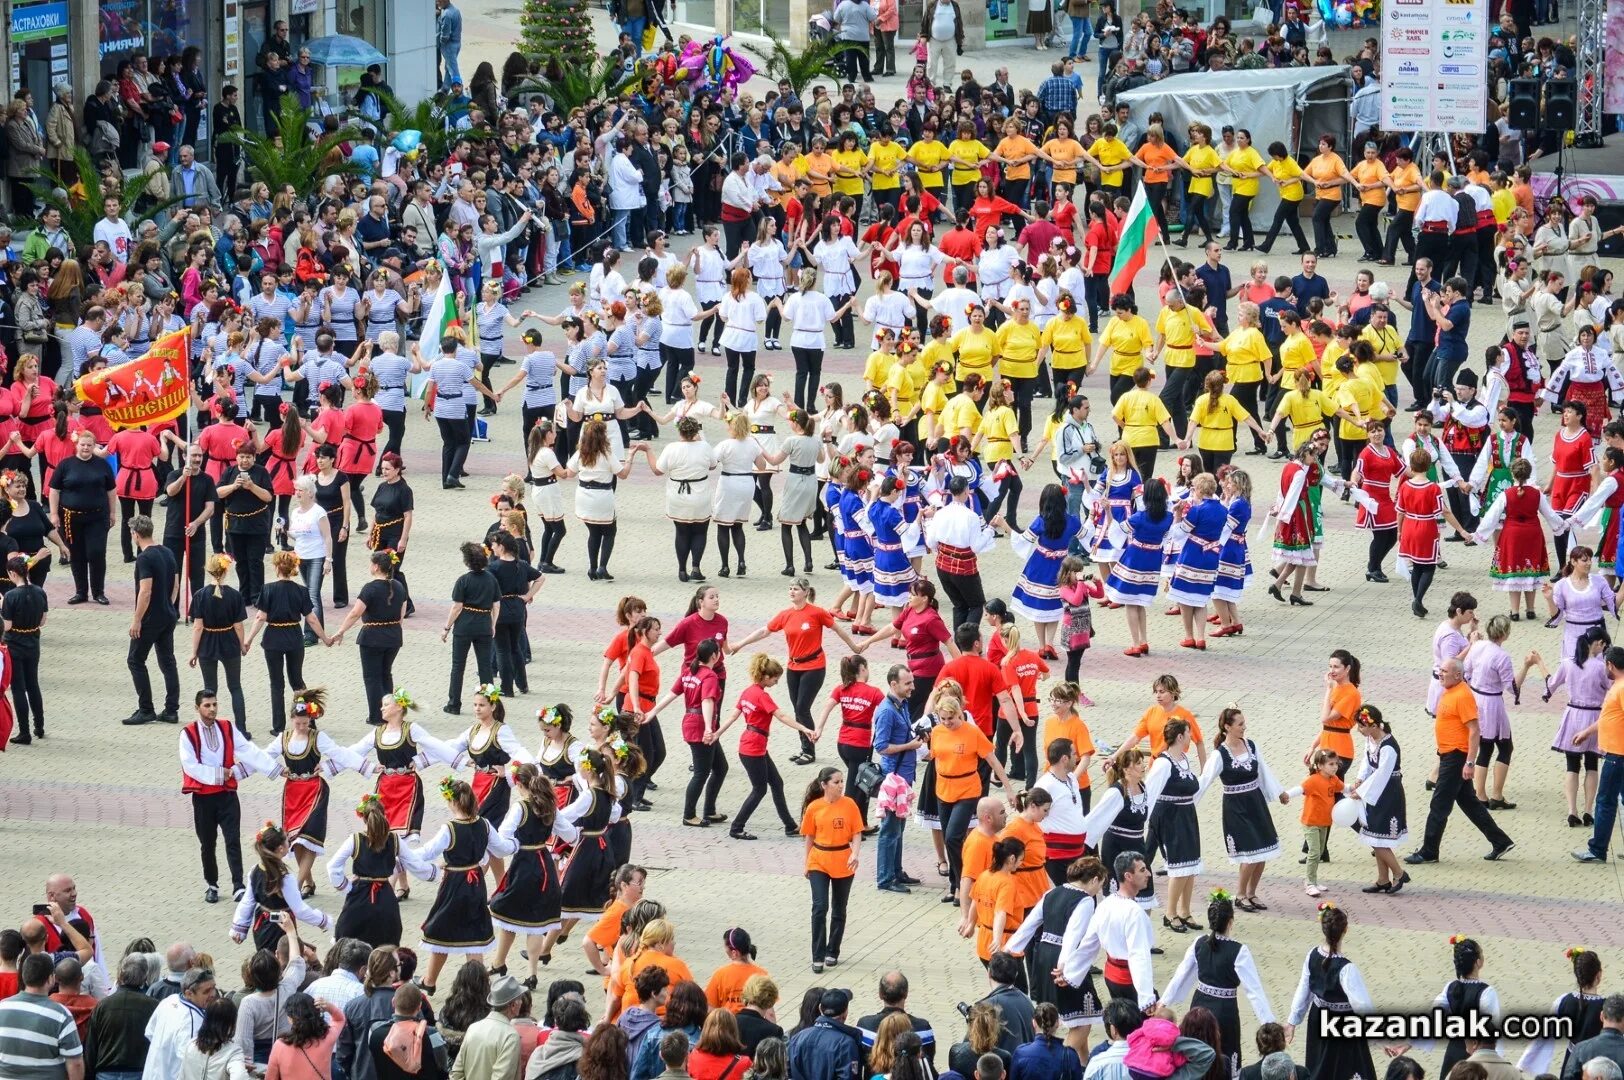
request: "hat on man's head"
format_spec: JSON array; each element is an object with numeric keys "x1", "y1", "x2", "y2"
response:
[{"x1": 488, "y1": 974, "x2": 524, "y2": 1009}]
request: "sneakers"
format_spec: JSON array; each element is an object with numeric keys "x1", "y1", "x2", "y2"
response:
[
  {"x1": 1303, "y1": 882, "x2": 1323, "y2": 896},
  {"x1": 1573, "y1": 848, "x2": 1605, "y2": 862}
]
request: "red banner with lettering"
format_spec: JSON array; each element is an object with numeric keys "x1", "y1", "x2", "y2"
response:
[{"x1": 73, "y1": 327, "x2": 192, "y2": 430}]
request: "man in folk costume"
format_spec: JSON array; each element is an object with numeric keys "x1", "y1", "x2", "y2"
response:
[
  {"x1": 1468, "y1": 408, "x2": 1536, "y2": 520},
  {"x1": 1059, "y1": 851, "x2": 1156, "y2": 1007},
  {"x1": 1499, "y1": 323, "x2": 1543, "y2": 442},
  {"x1": 179, "y1": 688, "x2": 277, "y2": 904},
  {"x1": 1428, "y1": 367, "x2": 1489, "y2": 533},
  {"x1": 921, "y1": 475, "x2": 1000, "y2": 631}
]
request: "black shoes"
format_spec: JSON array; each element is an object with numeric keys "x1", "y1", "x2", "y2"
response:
[{"x1": 122, "y1": 710, "x2": 158, "y2": 726}]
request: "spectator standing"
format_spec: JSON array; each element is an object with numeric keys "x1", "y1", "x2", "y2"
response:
[
  {"x1": 85, "y1": 955, "x2": 159, "y2": 1080},
  {"x1": 450, "y1": 976, "x2": 524, "y2": 1080},
  {"x1": 832, "y1": 0, "x2": 877, "y2": 84},
  {"x1": 437, "y1": 0, "x2": 464, "y2": 89},
  {"x1": 0, "y1": 954, "x2": 84, "y2": 1080},
  {"x1": 368, "y1": 983, "x2": 449, "y2": 1080}
]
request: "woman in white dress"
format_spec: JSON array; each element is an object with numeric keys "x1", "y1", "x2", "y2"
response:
[
  {"x1": 889, "y1": 220, "x2": 948, "y2": 339},
  {"x1": 567, "y1": 358, "x2": 651, "y2": 459},
  {"x1": 658, "y1": 264, "x2": 702, "y2": 403},
  {"x1": 712, "y1": 411, "x2": 771, "y2": 579},
  {"x1": 779, "y1": 267, "x2": 855, "y2": 410},
  {"x1": 657, "y1": 373, "x2": 723, "y2": 427},
  {"x1": 568, "y1": 419, "x2": 653, "y2": 582},
  {"x1": 653, "y1": 417, "x2": 719, "y2": 582},
  {"x1": 746, "y1": 218, "x2": 795, "y2": 351},
  {"x1": 716, "y1": 266, "x2": 769, "y2": 404},
  {"x1": 806, "y1": 216, "x2": 868, "y2": 351},
  {"x1": 740, "y1": 373, "x2": 792, "y2": 532},
  {"x1": 688, "y1": 224, "x2": 733, "y2": 356},
  {"x1": 526, "y1": 419, "x2": 572, "y2": 574},
  {"x1": 978, "y1": 226, "x2": 1021, "y2": 330},
  {"x1": 861, "y1": 270, "x2": 916, "y2": 352}
]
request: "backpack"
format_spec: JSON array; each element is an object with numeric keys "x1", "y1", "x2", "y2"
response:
[{"x1": 382, "y1": 1019, "x2": 426, "y2": 1074}]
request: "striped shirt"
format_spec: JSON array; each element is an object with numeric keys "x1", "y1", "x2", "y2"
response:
[
  {"x1": 322, "y1": 286, "x2": 361, "y2": 341},
  {"x1": 250, "y1": 339, "x2": 290, "y2": 399},
  {"x1": 214, "y1": 353, "x2": 253, "y2": 399},
  {"x1": 605, "y1": 324, "x2": 637, "y2": 383},
  {"x1": 364, "y1": 289, "x2": 404, "y2": 342},
  {"x1": 67, "y1": 325, "x2": 104, "y2": 379},
  {"x1": 476, "y1": 302, "x2": 510, "y2": 356},
  {"x1": 635, "y1": 316, "x2": 663, "y2": 371},
  {"x1": 297, "y1": 354, "x2": 350, "y2": 397},
  {"x1": 292, "y1": 295, "x2": 323, "y2": 350},
  {"x1": 249, "y1": 291, "x2": 293, "y2": 328},
  {"x1": 520, "y1": 351, "x2": 558, "y2": 408},
  {"x1": 0, "y1": 991, "x2": 82, "y2": 1079},
  {"x1": 429, "y1": 355, "x2": 474, "y2": 419},
  {"x1": 369, "y1": 353, "x2": 413, "y2": 412}
]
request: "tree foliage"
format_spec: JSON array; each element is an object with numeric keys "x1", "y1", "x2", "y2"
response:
[
  {"x1": 744, "y1": 31, "x2": 845, "y2": 99},
  {"x1": 218, "y1": 95, "x2": 367, "y2": 203},
  {"x1": 30, "y1": 147, "x2": 182, "y2": 253}
]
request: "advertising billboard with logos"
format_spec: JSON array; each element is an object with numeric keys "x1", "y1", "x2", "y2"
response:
[{"x1": 1380, "y1": 0, "x2": 1487, "y2": 132}]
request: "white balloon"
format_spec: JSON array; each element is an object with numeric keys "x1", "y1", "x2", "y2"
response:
[{"x1": 1331, "y1": 797, "x2": 1362, "y2": 829}]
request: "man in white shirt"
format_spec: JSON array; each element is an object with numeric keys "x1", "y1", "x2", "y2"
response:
[
  {"x1": 719, "y1": 153, "x2": 758, "y2": 259},
  {"x1": 925, "y1": 265, "x2": 981, "y2": 334},
  {"x1": 178, "y1": 691, "x2": 276, "y2": 904},
  {"x1": 141, "y1": 967, "x2": 216, "y2": 1080},
  {"x1": 446, "y1": 181, "x2": 481, "y2": 234},
  {"x1": 749, "y1": 156, "x2": 783, "y2": 214},
  {"x1": 1030, "y1": 739, "x2": 1088, "y2": 868},
  {"x1": 1060, "y1": 851, "x2": 1156, "y2": 1008},
  {"x1": 92, "y1": 197, "x2": 133, "y2": 266},
  {"x1": 304, "y1": 938, "x2": 371, "y2": 1009},
  {"x1": 608, "y1": 140, "x2": 648, "y2": 252},
  {"x1": 1414, "y1": 172, "x2": 1457, "y2": 289},
  {"x1": 922, "y1": 475, "x2": 1000, "y2": 631}
]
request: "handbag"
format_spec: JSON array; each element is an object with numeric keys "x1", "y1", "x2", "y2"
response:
[{"x1": 854, "y1": 759, "x2": 885, "y2": 797}]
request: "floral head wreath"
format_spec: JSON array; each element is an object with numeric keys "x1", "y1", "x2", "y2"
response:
[
  {"x1": 391, "y1": 688, "x2": 417, "y2": 710},
  {"x1": 688, "y1": 374, "x2": 702, "y2": 385},
  {"x1": 292, "y1": 696, "x2": 324, "y2": 721},
  {"x1": 254, "y1": 820, "x2": 279, "y2": 844},
  {"x1": 1208, "y1": 887, "x2": 1232, "y2": 902},
  {"x1": 596, "y1": 704, "x2": 618, "y2": 726},
  {"x1": 609, "y1": 736, "x2": 632, "y2": 762},
  {"x1": 1317, "y1": 900, "x2": 1337, "y2": 913},
  {"x1": 1354, "y1": 705, "x2": 1375, "y2": 724},
  {"x1": 354, "y1": 792, "x2": 381, "y2": 818},
  {"x1": 437, "y1": 775, "x2": 459, "y2": 802},
  {"x1": 382, "y1": 548, "x2": 402, "y2": 566},
  {"x1": 476, "y1": 683, "x2": 502, "y2": 701},
  {"x1": 538, "y1": 705, "x2": 564, "y2": 726},
  {"x1": 933, "y1": 361, "x2": 953, "y2": 376},
  {"x1": 578, "y1": 753, "x2": 597, "y2": 776},
  {"x1": 1448, "y1": 934, "x2": 1468, "y2": 945},
  {"x1": 1566, "y1": 946, "x2": 1591, "y2": 959},
  {"x1": 1057, "y1": 294, "x2": 1077, "y2": 312}
]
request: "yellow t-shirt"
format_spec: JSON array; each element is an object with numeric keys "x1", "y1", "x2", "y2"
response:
[
  {"x1": 1491, "y1": 188, "x2": 1516, "y2": 225},
  {"x1": 1043, "y1": 138, "x2": 1086, "y2": 185},
  {"x1": 1189, "y1": 393, "x2": 1250, "y2": 452},
  {"x1": 1100, "y1": 314, "x2": 1154, "y2": 377},
  {"x1": 951, "y1": 326, "x2": 998, "y2": 382},
  {"x1": 1090, "y1": 138, "x2": 1132, "y2": 188},
  {"x1": 1226, "y1": 146, "x2": 1266, "y2": 197},
  {"x1": 1184, "y1": 144, "x2": 1221, "y2": 197},
  {"x1": 979, "y1": 406, "x2": 1019, "y2": 461},
  {"x1": 946, "y1": 139, "x2": 991, "y2": 187},
  {"x1": 831, "y1": 149, "x2": 868, "y2": 197},
  {"x1": 1113, "y1": 389, "x2": 1171, "y2": 448},
  {"x1": 940, "y1": 392, "x2": 983, "y2": 438},
  {"x1": 995, "y1": 320, "x2": 1043, "y2": 380},
  {"x1": 920, "y1": 339, "x2": 958, "y2": 394},
  {"x1": 863, "y1": 350, "x2": 896, "y2": 389},
  {"x1": 1266, "y1": 157, "x2": 1306, "y2": 202},
  {"x1": 920, "y1": 380, "x2": 951, "y2": 426},
  {"x1": 908, "y1": 139, "x2": 949, "y2": 188},
  {"x1": 1217, "y1": 326, "x2": 1270, "y2": 384},
  {"x1": 1358, "y1": 324, "x2": 1404, "y2": 388},
  {"x1": 886, "y1": 360, "x2": 923, "y2": 414},
  {"x1": 1155, "y1": 305, "x2": 1210, "y2": 369},
  {"x1": 1278, "y1": 332, "x2": 1316, "y2": 374},
  {"x1": 995, "y1": 135, "x2": 1040, "y2": 182},
  {"x1": 1276, "y1": 388, "x2": 1338, "y2": 449},
  {"x1": 867, "y1": 140, "x2": 907, "y2": 191},
  {"x1": 1336, "y1": 376, "x2": 1384, "y2": 441},
  {"x1": 1042, "y1": 315, "x2": 1092, "y2": 372}
]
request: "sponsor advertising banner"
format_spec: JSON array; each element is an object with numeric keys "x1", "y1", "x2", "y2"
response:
[{"x1": 1380, "y1": 0, "x2": 1487, "y2": 132}]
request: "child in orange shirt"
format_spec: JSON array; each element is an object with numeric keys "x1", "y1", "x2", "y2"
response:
[
  {"x1": 1293, "y1": 748, "x2": 1344, "y2": 896},
  {"x1": 1040, "y1": 681, "x2": 1095, "y2": 806},
  {"x1": 1000, "y1": 623, "x2": 1049, "y2": 788},
  {"x1": 1124, "y1": 674, "x2": 1207, "y2": 765}
]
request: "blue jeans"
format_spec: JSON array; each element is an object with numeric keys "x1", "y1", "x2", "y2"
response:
[
  {"x1": 1068, "y1": 14, "x2": 1092, "y2": 58},
  {"x1": 441, "y1": 47, "x2": 461, "y2": 89},
  {"x1": 611, "y1": 207, "x2": 632, "y2": 250},
  {"x1": 551, "y1": 217, "x2": 572, "y2": 271},
  {"x1": 1097, "y1": 48, "x2": 1119, "y2": 95},
  {"x1": 674, "y1": 203, "x2": 690, "y2": 233},
  {"x1": 1066, "y1": 481, "x2": 1088, "y2": 554},
  {"x1": 1587, "y1": 753, "x2": 1624, "y2": 857},
  {"x1": 876, "y1": 808, "x2": 907, "y2": 886},
  {"x1": 621, "y1": 16, "x2": 647, "y2": 49},
  {"x1": 300, "y1": 557, "x2": 325, "y2": 634}
]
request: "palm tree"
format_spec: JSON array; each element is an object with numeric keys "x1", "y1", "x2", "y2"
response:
[
  {"x1": 517, "y1": 55, "x2": 636, "y2": 116},
  {"x1": 217, "y1": 94, "x2": 367, "y2": 204},
  {"x1": 29, "y1": 147, "x2": 182, "y2": 254},
  {"x1": 378, "y1": 92, "x2": 458, "y2": 167},
  {"x1": 744, "y1": 31, "x2": 844, "y2": 99}
]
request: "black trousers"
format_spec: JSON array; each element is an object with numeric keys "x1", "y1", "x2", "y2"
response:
[
  {"x1": 1085, "y1": 274, "x2": 1111, "y2": 333},
  {"x1": 437, "y1": 416, "x2": 471, "y2": 484},
  {"x1": 938, "y1": 569, "x2": 985, "y2": 632},
  {"x1": 662, "y1": 343, "x2": 696, "y2": 402},
  {"x1": 199, "y1": 655, "x2": 248, "y2": 732},
  {"x1": 447, "y1": 632, "x2": 495, "y2": 709},
  {"x1": 381, "y1": 410, "x2": 407, "y2": 460},
  {"x1": 226, "y1": 532, "x2": 267, "y2": 605},
  {"x1": 1419, "y1": 749, "x2": 1512, "y2": 857},
  {"x1": 118, "y1": 498, "x2": 155, "y2": 561},
  {"x1": 942, "y1": 796, "x2": 979, "y2": 897},
  {"x1": 723, "y1": 219, "x2": 751, "y2": 260},
  {"x1": 633, "y1": 717, "x2": 666, "y2": 801},
  {"x1": 1260, "y1": 199, "x2": 1308, "y2": 253},
  {"x1": 1159, "y1": 367, "x2": 1200, "y2": 442},
  {"x1": 1383, "y1": 210, "x2": 1415, "y2": 264},
  {"x1": 1133, "y1": 445, "x2": 1158, "y2": 478},
  {"x1": 996, "y1": 715, "x2": 1038, "y2": 786},
  {"x1": 1312, "y1": 199, "x2": 1339, "y2": 256},
  {"x1": 9, "y1": 643, "x2": 41, "y2": 735},
  {"x1": 736, "y1": 752, "x2": 797, "y2": 831},
  {"x1": 265, "y1": 647, "x2": 305, "y2": 734},
  {"x1": 1443, "y1": 233, "x2": 1477, "y2": 290},
  {"x1": 792, "y1": 347, "x2": 824, "y2": 411},
  {"x1": 360, "y1": 644, "x2": 398, "y2": 726},
  {"x1": 192, "y1": 790, "x2": 244, "y2": 890},
  {"x1": 724, "y1": 349, "x2": 756, "y2": 404},
  {"x1": 330, "y1": 531, "x2": 351, "y2": 608},
  {"x1": 838, "y1": 741, "x2": 873, "y2": 824},
  {"x1": 1233, "y1": 380, "x2": 1266, "y2": 451},
  {"x1": 1227, "y1": 193, "x2": 1255, "y2": 249},
  {"x1": 1355, "y1": 205, "x2": 1383, "y2": 259},
  {"x1": 684, "y1": 739, "x2": 728, "y2": 818},
  {"x1": 165, "y1": 532, "x2": 207, "y2": 596},
  {"x1": 1367, "y1": 527, "x2": 1397, "y2": 573},
  {"x1": 787, "y1": 666, "x2": 826, "y2": 758},
  {"x1": 65, "y1": 512, "x2": 109, "y2": 598},
  {"x1": 808, "y1": 870, "x2": 854, "y2": 961},
  {"x1": 494, "y1": 622, "x2": 528, "y2": 695},
  {"x1": 128, "y1": 624, "x2": 180, "y2": 715},
  {"x1": 1143, "y1": 182, "x2": 1171, "y2": 239}
]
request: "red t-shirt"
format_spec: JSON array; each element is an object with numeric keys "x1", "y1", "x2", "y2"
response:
[
  {"x1": 1002, "y1": 648, "x2": 1050, "y2": 720},
  {"x1": 0, "y1": 970, "x2": 17, "y2": 1000},
  {"x1": 1085, "y1": 220, "x2": 1116, "y2": 274},
  {"x1": 935, "y1": 655, "x2": 1007, "y2": 737},
  {"x1": 665, "y1": 612, "x2": 730, "y2": 679},
  {"x1": 892, "y1": 605, "x2": 951, "y2": 679},
  {"x1": 938, "y1": 227, "x2": 984, "y2": 282},
  {"x1": 767, "y1": 604, "x2": 836, "y2": 671},
  {"x1": 986, "y1": 631, "x2": 1009, "y2": 670},
  {"x1": 831, "y1": 680, "x2": 885, "y2": 748},
  {"x1": 617, "y1": 642, "x2": 660, "y2": 713},
  {"x1": 680, "y1": 666, "x2": 722, "y2": 743},
  {"x1": 737, "y1": 683, "x2": 778, "y2": 756},
  {"x1": 1052, "y1": 201, "x2": 1078, "y2": 237},
  {"x1": 1018, "y1": 219, "x2": 1064, "y2": 262}
]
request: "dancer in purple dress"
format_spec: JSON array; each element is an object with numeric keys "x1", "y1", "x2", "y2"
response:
[
  {"x1": 1532, "y1": 624, "x2": 1611, "y2": 827},
  {"x1": 1463, "y1": 615, "x2": 1527, "y2": 811},
  {"x1": 1544, "y1": 546, "x2": 1617, "y2": 662}
]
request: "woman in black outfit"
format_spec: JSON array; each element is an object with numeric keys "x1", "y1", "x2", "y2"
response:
[
  {"x1": 190, "y1": 552, "x2": 252, "y2": 737},
  {"x1": 368, "y1": 453, "x2": 414, "y2": 619},
  {"x1": 443, "y1": 541, "x2": 500, "y2": 715},
  {"x1": 246, "y1": 550, "x2": 323, "y2": 734},
  {"x1": 2, "y1": 554, "x2": 49, "y2": 743},
  {"x1": 217, "y1": 442, "x2": 273, "y2": 605},
  {"x1": 311, "y1": 444, "x2": 352, "y2": 610},
  {"x1": 332, "y1": 551, "x2": 407, "y2": 727},
  {"x1": 175, "y1": 47, "x2": 207, "y2": 151},
  {"x1": 488, "y1": 530, "x2": 543, "y2": 697},
  {"x1": 3, "y1": 470, "x2": 67, "y2": 586},
  {"x1": 47, "y1": 429, "x2": 116, "y2": 604}
]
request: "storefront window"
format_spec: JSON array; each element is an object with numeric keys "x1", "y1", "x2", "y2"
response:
[
  {"x1": 674, "y1": 0, "x2": 717, "y2": 31},
  {"x1": 100, "y1": 0, "x2": 148, "y2": 68},
  {"x1": 987, "y1": 0, "x2": 1019, "y2": 43},
  {"x1": 10, "y1": 0, "x2": 71, "y2": 127},
  {"x1": 149, "y1": 0, "x2": 208, "y2": 66}
]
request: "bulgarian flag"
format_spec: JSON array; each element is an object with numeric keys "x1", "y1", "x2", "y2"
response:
[
  {"x1": 411, "y1": 270, "x2": 457, "y2": 400},
  {"x1": 1107, "y1": 183, "x2": 1160, "y2": 297}
]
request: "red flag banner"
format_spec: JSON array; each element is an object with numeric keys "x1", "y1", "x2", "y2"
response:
[{"x1": 74, "y1": 327, "x2": 192, "y2": 430}]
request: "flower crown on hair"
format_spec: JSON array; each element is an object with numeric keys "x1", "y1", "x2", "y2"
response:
[
  {"x1": 578, "y1": 754, "x2": 597, "y2": 776},
  {"x1": 1057, "y1": 294, "x2": 1077, "y2": 312},
  {"x1": 438, "y1": 776, "x2": 459, "y2": 802},
  {"x1": 354, "y1": 792, "x2": 381, "y2": 818},
  {"x1": 609, "y1": 736, "x2": 631, "y2": 762},
  {"x1": 538, "y1": 705, "x2": 563, "y2": 726},
  {"x1": 1208, "y1": 888, "x2": 1231, "y2": 902},
  {"x1": 383, "y1": 548, "x2": 402, "y2": 566},
  {"x1": 596, "y1": 705, "x2": 618, "y2": 726},
  {"x1": 292, "y1": 696, "x2": 324, "y2": 721},
  {"x1": 1355, "y1": 705, "x2": 1375, "y2": 724},
  {"x1": 1317, "y1": 901, "x2": 1337, "y2": 913},
  {"x1": 1448, "y1": 934, "x2": 1468, "y2": 945},
  {"x1": 391, "y1": 688, "x2": 416, "y2": 709},
  {"x1": 688, "y1": 374, "x2": 701, "y2": 385},
  {"x1": 1566, "y1": 947, "x2": 1590, "y2": 959},
  {"x1": 476, "y1": 683, "x2": 502, "y2": 701},
  {"x1": 255, "y1": 820, "x2": 279, "y2": 844}
]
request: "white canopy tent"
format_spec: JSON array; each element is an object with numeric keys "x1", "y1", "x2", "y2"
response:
[{"x1": 1116, "y1": 65, "x2": 1357, "y2": 224}]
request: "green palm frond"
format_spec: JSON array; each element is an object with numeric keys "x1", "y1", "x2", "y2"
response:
[
  {"x1": 518, "y1": 55, "x2": 637, "y2": 115},
  {"x1": 219, "y1": 95, "x2": 368, "y2": 203},
  {"x1": 30, "y1": 147, "x2": 184, "y2": 253},
  {"x1": 378, "y1": 92, "x2": 457, "y2": 165},
  {"x1": 743, "y1": 31, "x2": 844, "y2": 99}
]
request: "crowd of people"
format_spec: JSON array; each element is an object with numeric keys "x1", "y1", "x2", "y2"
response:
[{"x1": 0, "y1": 2, "x2": 1620, "y2": 1080}]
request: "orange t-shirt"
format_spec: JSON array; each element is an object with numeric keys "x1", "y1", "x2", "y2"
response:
[
  {"x1": 972, "y1": 869, "x2": 1023, "y2": 962},
  {"x1": 619, "y1": 949, "x2": 694, "y2": 1018},
  {"x1": 617, "y1": 642, "x2": 660, "y2": 713},
  {"x1": 1002, "y1": 649, "x2": 1049, "y2": 720},
  {"x1": 1000, "y1": 815, "x2": 1050, "y2": 909},
  {"x1": 1318, "y1": 682, "x2": 1362, "y2": 760},
  {"x1": 1391, "y1": 163, "x2": 1423, "y2": 213},
  {"x1": 961, "y1": 827, "x2": 996, "y2": 887},
  {"x1": 1601, "y1": 679, "x2": 1624, "y2": 756},
  {"x1": 705, "y1": 960, "x2": 769, "y2": 1012},
  {"x1": 802, "y1": 795, "x2": 863, "y2": 878},
  {"x1": 995, "y1": 135, "x2": 1040, "y2": 181},
  {"x1": 1434, "y1": 682, "x2": 1477, "y2": 754},
  {"x1": 1305, "y1": 153, "x2": 1345, "y2": 200},
  {"x1": 1351, "y1": 160, "x2": 1389, "y2": 207},
  {"x1": 1129, "y1": 705, "x2": 1201, "y2": 755},
  {"x1": 1299, "y1": 772, "x2": 1344, "y2": 827},
  {"x1": 1041, "y1": 714, "x2": 1095, "y2": 789},
  {"x1": 603, "y1": 631, "x2": 632, "y2": 669},
  {"x1": 931, "y1": 722, "x2": 993, "y2": 802},
  {"x1": 767, "y1": 604, "x2": 836, "y2": 671},
  {"x1": 1139, "y1": 142, "x2": 1177, "y2": 185},
  {"x1": 587, "y1": 899, "x2": 628, "y2": 953}
]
